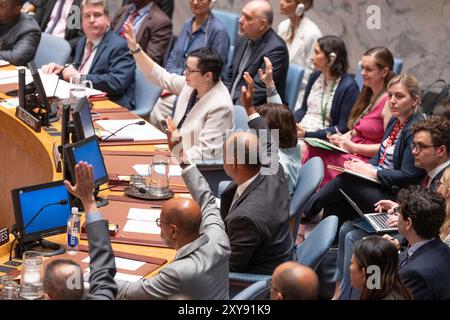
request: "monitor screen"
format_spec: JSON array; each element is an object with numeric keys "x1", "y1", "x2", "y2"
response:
[
  {"x1": 27, "y1": 61, "x2": 51, "y2": 115},
  {"x1": 65, "y1": 135, "x2": 109, "y2": 187},
  {"x1": 11, "y1": 180, "x2": 71, "y2": 243},
  {"x1": 72, "y1": 97, "x2": 95, "y2": 141}
]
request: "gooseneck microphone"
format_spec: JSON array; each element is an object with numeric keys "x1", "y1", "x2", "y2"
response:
[
  {"x1": 23, "y1": 200, "x2": 68, "y2": 232},
  {"x1": 100, "y1": 120, "x2": 146, "y2": 142}
]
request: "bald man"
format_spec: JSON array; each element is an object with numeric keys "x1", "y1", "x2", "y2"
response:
[
  {"x1": 224, "y1": 0, "x2": 289, "y2": 106},
  {"x1": 116, "y1": 171, "x2": 230, "y2": 299},
  {"x1": 270, "y1": 262, "x2": 319, "y2": 300},
  {"x1": 168, "y1": 72, "x2": 293, "y2": 275},
  {"x1": 0, "y1": 0, "x2": 41, "y2": 65}
]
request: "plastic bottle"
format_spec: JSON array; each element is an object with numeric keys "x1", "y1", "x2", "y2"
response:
[{"x1": 67, "y1": 207, "x2": 80, "y2": 255}]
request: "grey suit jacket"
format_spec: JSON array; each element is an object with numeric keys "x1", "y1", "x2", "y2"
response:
[
  {"x1": 0, "y1": 13, "x2": 41, "y2": 66},
  {"x1": 85, "y1": 220, "x2": 117, "y2": 300},
  {"x1": 116, "y1": 166, "x2": 230, "y2": 300}
]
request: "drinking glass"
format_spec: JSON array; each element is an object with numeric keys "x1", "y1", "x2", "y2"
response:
[
  {"x1": 130, "y1": 174, "x2": 146, "y2": 192},
  {"x1": 69, "y1": 74, "x2": 93, "y2": 102},
  {"x1": 148, "y1": 155, "x2": 170, "y2": 196},
  {"x1": 19, "y1": 251, "x2": 44, "y2": 300},
  {"x1": 0, "y1": 276, "x2": 19, "y2": 300}
]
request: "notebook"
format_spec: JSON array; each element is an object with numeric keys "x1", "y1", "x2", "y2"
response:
[
  {"x1": 339, "y1": 189, "x2": 397, "y2": 233},
  {"x1": 304, "y1": 137, "x2": 350, "y2": 154}
]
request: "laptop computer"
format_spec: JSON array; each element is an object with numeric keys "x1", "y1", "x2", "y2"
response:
[{"x1": 339, "y1": 189, "x2": 397, "y2": 234}]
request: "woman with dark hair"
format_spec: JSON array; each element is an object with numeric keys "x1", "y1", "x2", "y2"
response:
[
  {"x1": 295, "y1": 35, "x2": 359, "y2": 140},
  {"x1": 257, "y1": 103, "x2": 300, "y2": 197},
  {"x1": 350, "y1": 236, "x2": 412, "y2": 300},
  {"x1": 302, "y1": 47, "x2": 395, "y2": 187}
]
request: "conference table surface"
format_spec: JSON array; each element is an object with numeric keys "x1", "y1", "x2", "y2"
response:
[{"x1": 0, "y1": 66, "x2": 176, "y2": 278}]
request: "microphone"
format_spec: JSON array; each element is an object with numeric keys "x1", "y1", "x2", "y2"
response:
[
  {"x1": 51, "y1": 64, "x2": 73, "y2": 99},
  {"x1": 23, "y1": 200, "x2": 68, "y2": 232},
  {"x1": 100, "y1": 120, "x2": 146, "y2": 142},
  {"x1": 98, "y1": 182, "x2": 147, "y2": 194}
]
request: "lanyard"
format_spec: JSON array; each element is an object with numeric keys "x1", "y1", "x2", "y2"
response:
[
  {"x1": 352, "y1": 90, "x2": 386, "y2": 129},
  {"x1": 378, "y1": 116, "x2": 410, "y2": 166},
  {"x1": 320, "y1": 78, "x2": 337, "y2": 127}
]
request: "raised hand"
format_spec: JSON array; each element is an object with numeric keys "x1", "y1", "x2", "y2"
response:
[
  {"x1": 123, "y1": 21, "x2": 139, "y2": 51},
  {"x1": 165, "y1": 116, "x2": 185, "y2": 162},
  {"x1": 258, "y1": 56, "x2": 275, "y2": 89},
  {"x1": 64, "y1": 161, "x2": 96, "y2": 213},
  {"x1": 240, "y1": 72, "x2": 257, "y2": 115}
]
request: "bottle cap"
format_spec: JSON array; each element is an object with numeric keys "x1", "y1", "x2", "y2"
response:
[{"x1": 71, "y1": 207, "x2": 79, "y2": 215}]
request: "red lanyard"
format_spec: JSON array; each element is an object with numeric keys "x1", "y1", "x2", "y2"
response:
[{"x1": 378, "y1": 117, "x2": 409, "y2": 166}]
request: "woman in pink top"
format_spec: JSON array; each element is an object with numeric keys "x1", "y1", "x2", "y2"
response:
[{"x1": 303, "y1": 47, "x2": 395, "y2": 187}]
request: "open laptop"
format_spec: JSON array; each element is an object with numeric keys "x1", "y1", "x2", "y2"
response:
[{"x1": 339, "y1": 189, "x2": 397, "y2": 233}]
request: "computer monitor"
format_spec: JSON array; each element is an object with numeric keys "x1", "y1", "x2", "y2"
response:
[
  {"x1": 64, "y1": 135, "x2": 109, "y2": 188},
  {"x1": 27, "y1": 61, "x2": 55, "y2": 125},
  {"x1": 11, "y1": 180, "x2": 71, "y2": 257},
  {"x1": 72, "y1": 96, "x2": 95, "y2": 142}
]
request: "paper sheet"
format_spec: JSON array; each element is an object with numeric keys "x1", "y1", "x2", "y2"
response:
[
  {"x1": 0, "y1": 60, "x2": 10, "y2": 67},
  {"x1": 127, "y1": 208, "x2": 161, "y2": 222},
  {"x1": 132, "y1": 164, "x2": 182, "y2": 176},
  {"x1": 0, "y1": 98, "x2": 19, "y2": 109},
  {"x1": 114, "y1": 273, "x2": 143, "y2": 282},
  {"x1": 96, "y1": 119, "x2": 167, "y2": 141},
  {"x1": 82, "y1": 256, "x2": 146, "y2": 271},
  {"x1": 123, "y1": 219, "x2": 161, "y2": 234}
]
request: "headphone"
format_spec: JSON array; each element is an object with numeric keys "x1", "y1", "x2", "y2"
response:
[
  {"x1": 329, "y1": 52, "x2": 337, "y2": 65},
  {"x1": 210, "y1": 0, "x2": 217, "y2": 10},
  {"x1": 295, "y1": 3, "x2": 305, "y2": 17}
]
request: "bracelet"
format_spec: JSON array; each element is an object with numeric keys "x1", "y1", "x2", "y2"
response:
[{"x1": 129, "y1": 46, "x2": 142, "y2": 55}]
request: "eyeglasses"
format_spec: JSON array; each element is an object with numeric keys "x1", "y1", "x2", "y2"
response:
[
  {"x1": 155, "y1": 218, "x2": 170, "y2": 228},
  {"x1": 184, "y1": 67, "x2": 201, "y2": 76},
  {"x1": 410, "y1": 142, "x2": 437, "y2": 152}
]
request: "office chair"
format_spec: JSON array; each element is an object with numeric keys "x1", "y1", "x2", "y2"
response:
[
  {"x1": 290, "y1": 157, "x2": 324, "y2": 243},
  {"x1": 232, "y1": 280, "x2": 270, "y2": 300},
  {"x1": 132, "y1": 68, "x2": 162, "y2": 118},
  {"x1": 212, "y1": 10, "x2": 239, "y2": 46},
  {"x1": 355, "y1": 58, "x2": 404, "y2": 91},
  {"x1": 285, "y1": 64, "x2": 305, "y2": 111},
  {"x1": 33, "y1": 33, "x2": 71, "y2": 68}
]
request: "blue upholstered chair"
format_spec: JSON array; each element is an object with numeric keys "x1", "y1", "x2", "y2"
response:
[
  {"x1": 132, "y1": 68, "x2": 162, "y2": 118},
  {"x1": 233, "y1": 105, "x2": 249, "y2": 131},
  {"x1": 33, "y1": 33, "x2": 71, "y2": 68},
  {"x1": 212, "y1": 10, "x2": 239, "y2": 46},
  {"x1": 355, "y1": 58, "x2": 404, "y2": 91},
  {"x1": 290, "y1": 157, "x2": 324, "y2": 242},
  {"x1": 232, "y1": 280, "x2": 270, "y2": 300},
  {"x1": 285, "y1": 64, "x2": 305, "y2": 111}
]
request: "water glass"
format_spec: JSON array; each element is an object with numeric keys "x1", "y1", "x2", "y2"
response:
[
  {"x1": 19, "y1": 251, "x2": 44, "y2": 300},
  {"x1": 0, "y1": 276, "x2": 19, "y2": 300},
  {"x1": 69, "y1": 74, "x2": 93, "y2": 102},
  {"x1": 130, "y1": 174, "x2": 146, "y2": 192},
  {"x1": 148, "y1": 155, "x2": 170, "y2": 196}
]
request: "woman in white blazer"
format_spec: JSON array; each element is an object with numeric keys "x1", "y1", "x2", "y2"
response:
[
  {"x1": 123, "y1": 21, "x2": 234, "y2": 161},
  {"x1": 278, "y1": 0, "x2": 322, "y2": 108}
]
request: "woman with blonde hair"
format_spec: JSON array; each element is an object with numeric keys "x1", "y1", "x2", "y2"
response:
[{"x1": 437, "y1": 167, "x2": 450, "y2": 246}]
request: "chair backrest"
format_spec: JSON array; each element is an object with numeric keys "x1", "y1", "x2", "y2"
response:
[
  {"x1": 218, "y1": 180, "x2": 232, "y2": 197},
  {"x1": 212, "y1": 10, "x2": 239, "y2": 46},
  {"x1": 290, "y1": 157, "x2": 324, "y2": 240},
  {"x1": 232, "y1": 280, "x2": 270, "y2": 300},
  {"x1": 162, "y1": 34, "x2": 177, "y2": 67},
  {"x1": 233, "y1": 105, "x2": 249, "y2": 130},
  {"x1": 33, "y1": 33, "x2": 71, "y2": 68},
  {"x1": 296, "y1": 215, "x2": 339, "y2": 270},
  {"x1": 285, "y1": 64, "x2": 305, "y2": 111},
  {"x1": 132, "y1": 68, "x2": 162, "y2": 118},
  {"x1": 196, "y1": 162, "x2": 230, "y2": 197},
  {"x1": 355, "y1": 58, "x2": 404, "y2": 91}
]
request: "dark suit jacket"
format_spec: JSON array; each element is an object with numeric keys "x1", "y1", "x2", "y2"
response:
[
  {"x1": 0, "y1": 13, "x2": 41, "y2": 66},
  {"x1": 220, "y1": 116, "x2": 294, "y2": 274},
  {"x1": 73, "y1": 30, "x2": 136, "y2": 109},
  {"x1": 224, "y1": 29, "x2": 289, "y2": 106},
  {"x1": 429, "y1": 163, "x2": 450, "y2": 192},
  {"x1": 85, "y1": 220, "x2": 117, "y2": 300},
  {"x1": 399, "y1": 238, "x2": 450, "y2": 300},
  {"x1": 294, "y1": 71, "x2": 360, "y2": 139},
  {"x1": 112, "y1": 3, "x2": 172, "y2": 65},
  {"x1": 369, "y1": 112, "x2": 427, "y2": 190},
  {"x1": 32, "y1": 0, "x2": 83, "y2": 54}
]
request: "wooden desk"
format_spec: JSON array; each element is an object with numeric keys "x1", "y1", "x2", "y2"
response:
[{"x1": 0, "y1": 73, "x2": 175, "y2": 278}]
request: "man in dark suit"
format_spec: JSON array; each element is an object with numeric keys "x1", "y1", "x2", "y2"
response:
[
  {"x1": 0, "y1": 0, "x2": 41, "y2": 65},
  {"x1": 112, "y1": 0, "x2": 172, "y2": 65},
  {"x1": 224, "y1": 0, "x2": 289, "y2": 106},
  {"x1": 42, "y1": 0, "x2": 136, "y2": 109},
  {"x1": 44, "y1": 161, "x2": 117, "y2": 300},
  {"x1": 396, "y1": 185, "x2": 450, "y2": 300},
  {"x1": 26, "y1": 0, "x2": 83, "y2": 54},
  {"x1": 219, "y1": 73, "x2": 293, "y2": 274}
]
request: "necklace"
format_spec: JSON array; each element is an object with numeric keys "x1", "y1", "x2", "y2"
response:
[
  {"x1": 378, "y1": 114, "x2": 412, "y2": 167},
  {"x1": 320, "y1": 77, "x2": 338, "y2": 127}
]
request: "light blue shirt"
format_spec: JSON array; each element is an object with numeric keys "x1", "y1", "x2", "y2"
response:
[{"x1": 279, "y1": 145, "x2": 301, "y2": 198}]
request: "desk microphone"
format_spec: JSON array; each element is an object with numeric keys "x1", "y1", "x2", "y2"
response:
[
  {"x1": 100, "y1": 120, "x2": 146, "y2": 142},
  {"x1": 98, "y1": 182, "x2": 146, "y2": 194},
  {"x1": 51, "y1": 64, "x2": 73, "y2": 98},
  {"x1": 23, "y1": 200, "x2": 68, "y2": 232}
]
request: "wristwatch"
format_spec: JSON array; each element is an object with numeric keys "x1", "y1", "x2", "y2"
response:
[{"x1": 129, "y1": 46, "x2": 142, "y2": 55}]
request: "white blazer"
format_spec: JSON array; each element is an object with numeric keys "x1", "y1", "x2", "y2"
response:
[
  {"x1": 147, "y1": 64, "x2": 234, "y2": 161},
  {"x1": 278, "y1": 17, "x2": 322, "y2": 108}
]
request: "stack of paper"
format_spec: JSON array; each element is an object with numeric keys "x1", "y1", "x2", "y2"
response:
[{"x1": 123, "y1": 208, "x2": 161, "y2": 235}]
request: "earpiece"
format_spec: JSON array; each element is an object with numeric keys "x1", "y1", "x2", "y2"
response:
[
  {"x1": 210, "y1": 0, "x2": 217, "y2": 10},
  {"x1": 295, "y1": 3, "x2": 305, "y2": 17},
  {"x1": 329, "y1": 52, "x2": 337, "y2": 65}
]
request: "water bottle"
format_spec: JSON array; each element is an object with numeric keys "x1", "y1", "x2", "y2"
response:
[{"x1": 67, "y1": 207, "x2": 80, "y2": 255}]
